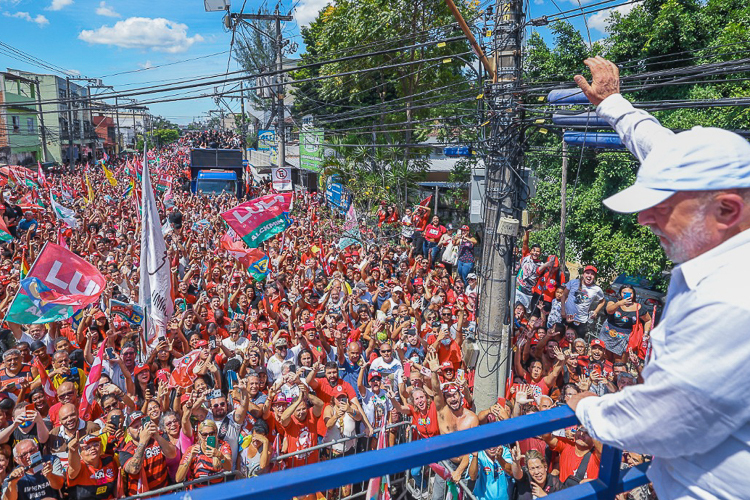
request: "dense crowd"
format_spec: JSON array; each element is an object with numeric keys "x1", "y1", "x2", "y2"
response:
[{"x1": 0, "y1": 131, "x2": 652, "y2": 500}]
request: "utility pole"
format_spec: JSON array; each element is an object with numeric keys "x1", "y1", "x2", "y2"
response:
[
  {"x1": 114, "y1": 96, "x2": 121, "y2": 155},
  {"x1": 65, "y1": 77, "x2": 75, "y2": 168},
  {"x1": 275, "y1": 6, "x2": 286, "y2": 171},
  {"x1": 34, "y1": 78, "x2": 49, "y2": 163},
  {"x1": 219, "y1": 8, "x2": 292, "y2": 168},
  {"x1": 457, "y1": 0, "x2": 524, "y2": 410},
  {"x1": 560, "y1": 137, "x2": 568, "y2": 266},
  {"x1": 240, "y1": 79, "x2": 247, "y2": 162}
]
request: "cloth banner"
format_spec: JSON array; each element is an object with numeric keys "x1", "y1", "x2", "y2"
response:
[{"x1": 221, "y1": 193, "x2": 292, "y2": 248}]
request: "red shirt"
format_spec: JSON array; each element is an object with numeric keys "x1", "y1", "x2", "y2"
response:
[
  {"x1": 284, "y1": 408, "x2": 319, "y2": 468},
  {"x1": 409, "y1": 402, "x2": 440, "y2": 439},
  {"x1": 553, "y1": 439, "x2": 600, "y2": 483},
  {"x1": 314, "y1": 378, "x2": 356, "y2": 404},
  {"x1": 424, "y1": 224, "x2": 446, "y2": 243}
]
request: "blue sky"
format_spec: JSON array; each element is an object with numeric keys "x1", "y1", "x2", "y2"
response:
[{"x1": 0, "y1": 0, "x2": 630, "y2": 125}]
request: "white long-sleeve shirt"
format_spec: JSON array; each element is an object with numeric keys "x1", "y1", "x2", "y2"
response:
[{"x1": 576, "y1": 94, "x2": 750, "y2": 500}]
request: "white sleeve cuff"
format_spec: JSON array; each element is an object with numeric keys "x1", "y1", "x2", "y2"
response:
[
  {"x1": 595, "y1": 93, "x2": 635, "y2": 127},
  {"x1": 575, "y1": 395, "x2": 601, "y2": 439}
]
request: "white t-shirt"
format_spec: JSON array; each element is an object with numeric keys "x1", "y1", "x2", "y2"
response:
[
  {"x1": 369, "y1": 357, "x2": 403, "y2": 387},
  {"x1": 361, "y1": 388, "x2": 393, "y2": 425},
  {"x1": 266, "y1": 351, "x2": 295, "y2": 382},
  {"x1": 564, "y1": 279, "x2": 604, "y2": 323},
  {"x1": 19, "y1": 332, "x2": 54, "y2": 354},
  {"x1": 222, "y1": 336, "x2": 250, "y2": 354}
]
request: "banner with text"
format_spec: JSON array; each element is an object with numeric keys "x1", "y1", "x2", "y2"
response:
[{"x1": 221, "y1": 193, "x2": 292, "y2": 248}]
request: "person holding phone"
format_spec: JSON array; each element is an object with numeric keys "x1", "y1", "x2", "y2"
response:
[
  {"x1": 597, "y1": 285, "x2": 652, "y2": 363},
  {"x1": 118, "y1": 411, "x2": 176, "y2": 496},
  {"x1": 175, "y1": 420, "x2": 231, "y2": 486},
  {"x1": 5, "y1": 439, "x2": 63, "y2": 500},
  {"x1": 67, "y1": 434, "x2": 119, "y2": 500}
]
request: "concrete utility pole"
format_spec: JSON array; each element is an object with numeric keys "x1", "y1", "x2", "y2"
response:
[
  {"x1": 456, "y1": 0, "x2": 525, "y2": 410},
  {"x1": 240, "y1": 80, "x2": 247, "y2": 162},
  {"x1": 221, "y1": 8, "x2": 292, "y2": 168},
  {"x1": 65, "y1": 77, "x2": 75, "y2": 167},
  {"x1": 114, "y1": 96, "x2": 121, "y2": 155},
  {"x1": 34, "y1": 78, "x2": 49, "y2": 163}
]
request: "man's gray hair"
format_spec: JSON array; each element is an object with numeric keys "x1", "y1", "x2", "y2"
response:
[
  {"x1": 13, "y1": 439, "x2": 38, "y2": 458},
  {"x1": 2, "y1": 349, "x2": 20, "y2": 361}
]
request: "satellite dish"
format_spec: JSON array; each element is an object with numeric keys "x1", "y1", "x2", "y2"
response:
[{"x1": 204, "y1": 0, "x2": 230, "y2": 12}]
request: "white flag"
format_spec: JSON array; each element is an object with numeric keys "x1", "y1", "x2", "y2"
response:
[
  {"x1": 139, "y1": 146, "x2": 173, "y2": 342},
  {"x1": 50, "y1": 197, "x2": 79, "y2": 229}
]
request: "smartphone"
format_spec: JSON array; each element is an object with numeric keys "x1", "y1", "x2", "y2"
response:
[
  {"x1": 207, "y1": 435, "x2": 216, "y2": 448},
  {"x1": 226, "y1": 370, "x2": 237, "y2": 391},
  {"x1": 186, "y1": 303, "x2": 194, "y2": 312},
  {"x1": 209, "y1": 335, "x2": 216, "y2": 350},
  {"x1": 142, "y1": 416, "x2": 151, "y2": 426},
  {"x1": 6, "y1": 382, "x2": 16, "y2": 391},
  {"x1": 456, "y1": 369, "x2": 465, "y2": 385},
  {"x1": 29, "y1": 451, "x2": 44, "y2": 474},
  {"x1": 251, "y1": 332, "x2": 258, "y2": 342},
  {"x1": 106, "y1": 347, "x2": 115, "y2": 359},
  {"x1": 158, "y1": 336, "x2": 166, "y2": 343},
  {"x1": 623, "y1": 291, "x2": 632, "y2": 300},
  {"x1": 111, "y1": 414, "x2": 121, "y2": 428}
]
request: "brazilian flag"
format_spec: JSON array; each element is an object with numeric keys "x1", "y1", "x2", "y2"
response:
[{"x1": 247, "y1": 250, "x2": 269, "y2": 282}]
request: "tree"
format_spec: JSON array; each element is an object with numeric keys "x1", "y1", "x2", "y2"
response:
[{"x1": 522, "y1": 0, "x2": 750, "y2": 282}]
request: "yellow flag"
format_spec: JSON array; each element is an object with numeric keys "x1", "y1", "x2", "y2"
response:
[
  {"x1": 85, "y1": 173, "x2": 94, "y2": 203},
  {"x1": 102, "y1": 165, "x2": 118, "y2": 187}
]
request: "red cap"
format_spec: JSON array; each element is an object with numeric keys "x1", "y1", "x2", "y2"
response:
[
  {"x1": 303, "y1": 322, "x2": 316, "y2": 332},
  {"x1": 258, "y1": 322, "x2": 269, "y2": 330},
  {"x1": 440, "y1": 361, "x2": 454, "y2": 371},
  {"x1": 195, "y1": 339, "x2": 209, "y2": 348},
  {"x1": 180, "y1": 393, "x2": 192, "y2": 404},
  {"x1": 272, "y1": 393, "x2": 289, "y2": 404},
  {"x1": 584, "y1": 265, "x2": 598, "y2": 274},
  {"x1": 436, "y1": 263, "x2": 446, "y2": 268},
  {"x1": 461, "y1": 225, "x2": 470, "y2": 231},
  {"x1": 441, "y1": 382, "x2": 460, "y2": 394},
  {"x1": 134, "y1": 364, "x2": 150, "y2": 376},
  {"x1": 368, "y1": 371, "x2": 382, "y2": 382},
  {"x1": 413, "y1": 278, "x2": 423, "y2": 286},
  {"x1": 590, "y1": 339, "x2": 605, "y2": 348}
]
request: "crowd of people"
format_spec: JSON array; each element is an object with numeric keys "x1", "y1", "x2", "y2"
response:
[{"x1": 0, "y1": 130, "x2": 653, "y2": 500}]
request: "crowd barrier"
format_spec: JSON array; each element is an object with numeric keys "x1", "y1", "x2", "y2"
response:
[{"x1": 144, "y1": 406, "x2": 649, "y2": 500}]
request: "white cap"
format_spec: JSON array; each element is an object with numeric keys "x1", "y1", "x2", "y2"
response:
[
  {"x1": 603, "y1": 127, "x2": 750, "y2": 213},
  {"x1": 392, "y1": 286, "x2": 403, "y2": 293}
]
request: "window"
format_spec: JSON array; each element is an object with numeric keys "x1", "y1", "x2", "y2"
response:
[
  {"x1": 11, "y1": 116, "x2": 20, "y2": 133},
  {"x1": 27, "y1": 118, "x2": 34, "y2": 134}
]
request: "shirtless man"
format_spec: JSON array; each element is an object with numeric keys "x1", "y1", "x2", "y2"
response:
[{"x1": 426, "y1": 352, "x2": 478, "y2": 498}]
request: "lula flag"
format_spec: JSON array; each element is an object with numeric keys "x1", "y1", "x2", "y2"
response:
[
  {"x1": 338, "y1": 203, "x2": 362, "y2": 250},
  {"x1": 110, "y1": 299, "x2": 144, "y2": 325},
  {"x1": 139, "y1": 146, "x2": 174, "y2": 341},
  {"x1": 6, "y1": 243, "x2": 106, "y2": 324},
  {"x1": 221, "y1": 193, "x2": 292, "y2": 248},
  {"x1": 50, "y1": 197, "x2": 79, "y2": 229},
  {"x1": 0, "y1": 218, "x2": 12, "y2": 242}
]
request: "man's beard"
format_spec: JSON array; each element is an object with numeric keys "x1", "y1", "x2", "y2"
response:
[{"x1": 651, "y1": 206, "x2": 712, "y2": 264}]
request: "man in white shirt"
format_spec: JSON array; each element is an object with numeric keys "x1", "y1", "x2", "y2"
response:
[{"x1": 568, "y1": 56, "x2": 750, "y2": 500}]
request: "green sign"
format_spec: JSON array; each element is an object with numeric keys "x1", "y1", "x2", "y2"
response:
[{"x1": 300, "y1": 128, "x2": 323, "y2": 172}]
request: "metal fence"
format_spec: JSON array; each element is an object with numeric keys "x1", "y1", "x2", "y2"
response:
[{"x1": 136, "y1": 407, "x2": 651, "y2": 500}]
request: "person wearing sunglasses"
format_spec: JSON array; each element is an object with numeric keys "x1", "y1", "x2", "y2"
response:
[{"x1": 175, "y1": 420, "x2": 231, "y2": 486}]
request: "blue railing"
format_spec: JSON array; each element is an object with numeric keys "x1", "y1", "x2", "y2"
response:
[{"x1": 158, "y1": 406, "x2": 649, "y2": 500}]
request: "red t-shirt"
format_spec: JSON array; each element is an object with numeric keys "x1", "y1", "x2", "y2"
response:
[
  {"x1": 424, "y1": 224, "x2": 446, "y2": 243},
  {"x1": 409, "y1": 402, "x2": 440, "y2": 439},
  {"x1": 553, "y1": 439, "x2": 600, "y2": 483},
  {"x1": 314, "y1": 378, "x2": 357, "y2": 404},
  {"x1": 284, "y1": 408, "x2": 319, "y2": 468}
]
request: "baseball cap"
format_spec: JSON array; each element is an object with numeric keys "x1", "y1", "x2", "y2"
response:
[
  {"x1": 583, "y1": 265, "x2": 598, "y2": 275},
  {"x1": 80, "y1": 434, "x2": 100, "y2": 445},
  {"x1": 440, "y1": 361, "x2": 454, "y2": 371},
  {"x1": 368, "y1": 371, "x2": 382, "y2": 382},
  {"x1": 195, "y1": 339, "x2": 208, "y2": 348},
  {"x1": 272, "y1": 393, "x2": 289, "y2": 405},
  {"x1": 134, "y1": 364, "x2": 150, "y2": 376},
  {"x1": 302, "y1": 322, "x2": 316, "y2": 332},
  {"x1": 590, "y1": 339, "x2": 605, "y2": 349},
  {"x1": 461, "y1": 225, "x2": 470, "y2": 231},
  {"x1": 603, "y1": 125, "x2": 750, "y2": 213},
  {"x1": 441, "y1": 382, "x2": 461, "y2": 394},
  {"x1": 274, "y1": 337, "x2": 288, "y2": 347},
  {"x1": 126, "y1": 411, "x2": 144, "y2": 427},
  {"x1": 466, "y1": 273, "x2": 477, "y2": 280},
  {"x1": 392, "y1": 286, "x2": 403, "y2": 293}
]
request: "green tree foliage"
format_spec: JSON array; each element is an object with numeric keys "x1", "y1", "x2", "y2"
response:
[{"x1": 524, "y1": 0, "x2": 750, "y2": 281}]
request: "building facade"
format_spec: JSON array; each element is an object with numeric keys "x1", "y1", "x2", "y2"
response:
[
  {"x1": 0, "y1": 72, "x2": 42, "y2": 165},
  {"x1": 8, "y1": 69, "x2": 96, "y2": 164}
]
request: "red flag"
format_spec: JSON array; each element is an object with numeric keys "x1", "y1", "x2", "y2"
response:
[
  {"x1": 418, "y1": 195, "x2": 432, "y2": 207},
  {"x1": 221, "y1": 233, "x2": 265, "y2": 269},
  {"x1": 168, "y1": 350, "x2": 202, "y2": 388},
  {"x1": 57, "y1": 228, "x2": 69, "y2": 249},
  {"x1": 79, "y1": 341, "x2": 105, "y2": 420},
  {"x1": 37, "y1": 162, "x2": 47, "y2": 188},
  {"x1": 33, "y1": 357, "x2": 57, "y2": 406},
  {"x1": 366, "y1": 416, "x2": 389, "y2": 500}
]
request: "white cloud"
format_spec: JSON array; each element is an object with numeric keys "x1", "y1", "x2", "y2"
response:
[
  {"x1": 78, "y1": 17, "x2": 204, "y2": 53},
  {"x1": 295, "y1": 0, "x2": 331, "y2": 27},
  {"x1": 534, "y1": 0, "x2": 544, "y2": 5},
  {"x1": 3, "y1": 11, "x2": 49, "y2": 26},
  {"x1": 139, "y1": 60, "x2": 153, "y2": 69},
  {"x1": 95, "y1": 1, "x2": 120, "y2": 17},
  {"x1": 46, "y1": 0, "x2": 73, "y2": 11},
  {"x1": 588, "y1": 2, "x2": 638, "y2": 32}
]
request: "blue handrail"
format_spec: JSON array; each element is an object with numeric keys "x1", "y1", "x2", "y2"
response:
[{"x1": 156, "y1": 406, "x2": 649, "y2": 500}]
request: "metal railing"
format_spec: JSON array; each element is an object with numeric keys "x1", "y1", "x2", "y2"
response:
[{"x1": 151, "y1": 406, "x2": 650, "y2": 500}]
